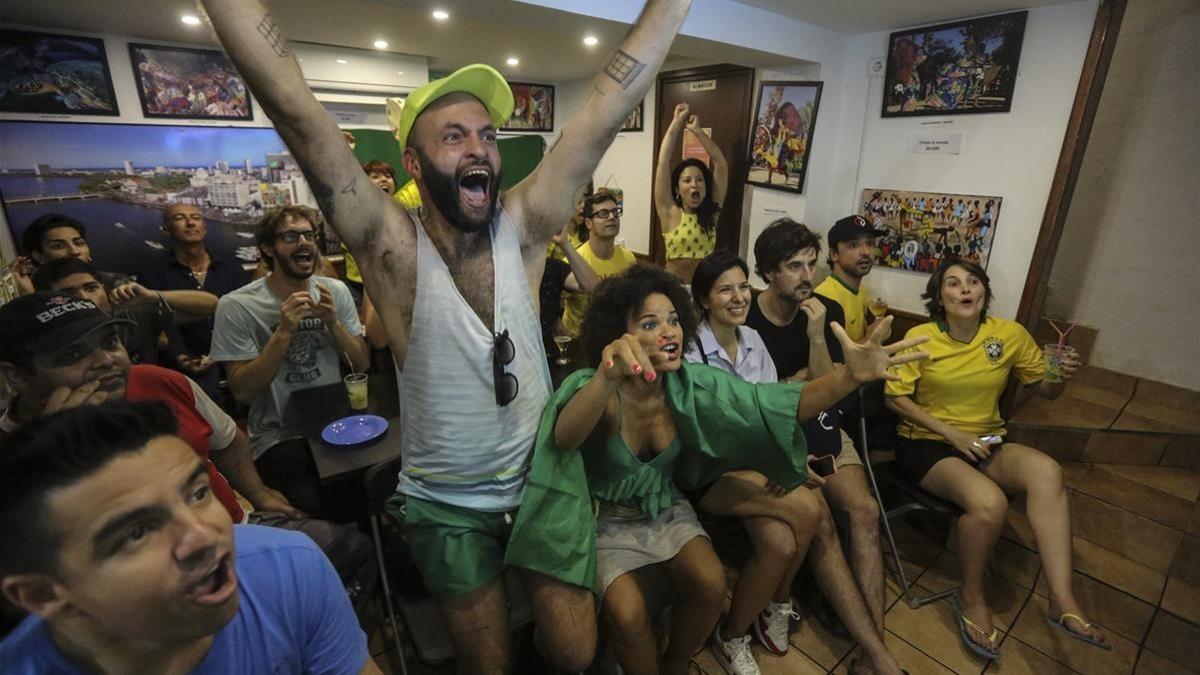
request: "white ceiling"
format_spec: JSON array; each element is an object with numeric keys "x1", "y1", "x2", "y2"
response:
[{"x1": 732, "y1": 0, "x2": 1075, "y2": 34}]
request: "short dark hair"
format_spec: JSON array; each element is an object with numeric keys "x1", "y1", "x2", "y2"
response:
[
  {"x1": 922, "y1": 256, "x2": 993, "y2": 321},
  {"x1": 753, "y1": 218, "x2": 821, "y2": 282},
  {"x1": 670, "y1": 158, "x2": 720, "y2": 235},
  {"x1": 21, "y1": 214, "x2": 86, "y2": 256},
  {"x1": 257, "y1": 205, "x2": 322, "y2": 269},
  {"x1": 0, "y1": 401, "x2": 179, "y2": 578},
  {"x1": 31, "y1": 258, "x2": 102, "y2": 292},
  {"x1": 581, "y1": 264, "x2": 697, "y2": 365},
  {"x1": 362, "y1": 160, "x2": 396, "y2": 181},
  {"x1": 583, "y1": 189, "x2": 619, "y2": 218},
  {"x1": 690, "y1": 250, "x2": 748, "y2": 315}
]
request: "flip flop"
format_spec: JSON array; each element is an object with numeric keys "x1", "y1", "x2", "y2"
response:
[
  {"x1": 1046, "y1": 612, "x2": 1113, "y2": 651},
  {"x1": 952, "y1": 595, "x2": 1000, "y2": 660}
]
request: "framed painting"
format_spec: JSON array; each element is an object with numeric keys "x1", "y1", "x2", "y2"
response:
[
  {"x1": 621, "y1": 100, "x2": 644, "y2": 132},
  {"x1": 860, "y1": 188, "x2": 1002, "y2": 273},
  {"x1": 503, "y1": 82, "x2": 554, "y2": 132},
  {"x1": 746, "y1": 81, "x2": 822, "y2": 194},
  {"x1": 0, "y1": 29, "x2": 119, "y2": 115},
  {"x1": 882, "y1": 11, "x2": 1027, "y2": 117},
  {"x1": 128, "y1": 43, "x2": 253, "y2": 120}
]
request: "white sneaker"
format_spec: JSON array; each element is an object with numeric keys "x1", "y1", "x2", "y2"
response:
[
  {"x1": 753, "y1": 600, "x2": 799, "y2": 655},
  {"x1": 711, "y1": 623, "x2": 762, "y2": 675}
]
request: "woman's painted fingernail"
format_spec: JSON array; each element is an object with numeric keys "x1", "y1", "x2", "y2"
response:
[
  {"x1": 605, "y1": 360, "x2": 614, "y2": 369},
  {"x1": 646, "y1": 371, "x2": 656, "y2": 382},
  {"x1": 632, "y1": 363, "x2": 642, "y2": 374}
]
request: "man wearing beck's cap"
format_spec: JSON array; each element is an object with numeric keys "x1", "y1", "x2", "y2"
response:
[
  {"x1": 201, "y1": 0, "x2": 693, "y2": 669},
  {"x1": 815, "y1": 215, "x2": 888, "y2": 343}
]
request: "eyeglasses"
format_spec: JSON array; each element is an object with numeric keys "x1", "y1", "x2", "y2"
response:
[
  {"x1": 590, "y1": 207, "x2": 622, "y2": 220},
  {"x1": 493, "y1": 330, "x2": 519, "y2": 406},
  {"x1": 277, "y1": 230, "x2": 317, "y2": 244}
]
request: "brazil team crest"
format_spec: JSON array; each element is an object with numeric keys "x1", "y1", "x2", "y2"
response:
[{"x1": 983, "y1": 337, "x2": 1004, "y2": 363}]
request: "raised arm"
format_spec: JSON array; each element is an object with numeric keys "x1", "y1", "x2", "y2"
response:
[
  {"x1": 654, "y1": 103, "x2": 690, "y2": 228},
  {"x1": 508, "y1": 0, "x2": 692, "y2": 244},
  {"x1": 200, "y1": 0, "x2": 397, "y2": 253},
  {"x1": 557, "y1": 229, "x2": 600, "y2": 293},
  {"x1": 684, "y1": 114, "x2": 728, "y2": 206}
]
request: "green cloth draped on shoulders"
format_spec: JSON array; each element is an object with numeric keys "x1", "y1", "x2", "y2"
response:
[{"x1": 505, "y1": 361, "x2": 810, "y2": 590}]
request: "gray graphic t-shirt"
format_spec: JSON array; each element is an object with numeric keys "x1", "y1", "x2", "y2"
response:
[{"x1": 211, "y1": 275, "x2": 364, "y2": 457}]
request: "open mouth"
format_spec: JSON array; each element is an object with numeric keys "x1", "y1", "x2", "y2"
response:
[
  {"x1": 290, "y1": 250, "x2": 314, "y2": 265},
  {"x1": 726, "y1": 304, "x2": 747, "y2": 317},
  {"x1": 659, "y1": 340, "x2": 681, "y2": 361},
  {"x1": 96, "y1": 372, "x2": 125, "y2": 391},
  {"x1": 187, "y1": 554, "x2": 237, "y2": 606},
  {"x1": 459, "y1": 167, "x2": 492, "y2": 210}
]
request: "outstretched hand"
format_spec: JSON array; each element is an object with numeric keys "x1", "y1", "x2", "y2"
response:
[
  {"x1": 833, "y1": 315, "x2": 930, "y2": 384},
  {"x1": 599, "y1": 334, "x2": 665, "y2": 384}
]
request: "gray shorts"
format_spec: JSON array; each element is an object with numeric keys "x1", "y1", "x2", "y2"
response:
[{"x1": 594, "y1": 499, "x2": 708, "y2": 596}]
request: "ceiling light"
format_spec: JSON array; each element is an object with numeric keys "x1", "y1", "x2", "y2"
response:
[
  {"x1": 506, "y1": 57, "x2": 519, "y2": 66},
  {"x1": 583, "y1": 35, "x2": 599, "y2": 46},
  {"x1": 373, "y1": 39, "x2": 389, "y2": 49},
  {"x1": 432, "y1": 10, "x2": 449, "y2": 20},
  {"x1": 336, "y1": 58, "x2": 348, "y2": 64},
  {"x1": 181, "y1": 14, "x2": 201, "y2": 26},
  {"x1": 397, "y1": 71, "x2": 404, "y2": 75}
]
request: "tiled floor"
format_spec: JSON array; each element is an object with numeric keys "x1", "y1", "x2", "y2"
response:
[{"x1": 366, "y1": 459, "x2": 1199, "y2": 674}]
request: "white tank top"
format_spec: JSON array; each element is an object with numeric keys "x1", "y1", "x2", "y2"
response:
[{"x1": 396, "y1": 206, "x2": 552, "y2": 511}]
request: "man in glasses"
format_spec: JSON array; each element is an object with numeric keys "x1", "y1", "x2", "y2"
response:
[
  {"x1": 203, "y1": 0, "x2": 690, "y2": 670},
  {"x1": 210, "y1": 206, "x2": 368, "y2": 519},
  {"x1": 560, "y1": 190, "x2": 638, "y2": 336}
]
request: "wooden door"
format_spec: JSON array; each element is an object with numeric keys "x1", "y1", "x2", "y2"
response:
[{"x1": 651, "y1": 64, "x2": 755, "y2": 264}]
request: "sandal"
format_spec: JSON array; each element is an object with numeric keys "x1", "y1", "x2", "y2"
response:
[
  {"x1": 1046, "y1": 612, "x2": 1112, "y2": 651},
  {"x1": 952, "y1": 595, "x2": 1000, "y2": 660}
]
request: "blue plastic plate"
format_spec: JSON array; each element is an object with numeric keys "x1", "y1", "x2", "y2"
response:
[{"x1": 321, "y1": 415, "x2": 389, "y2": 447}]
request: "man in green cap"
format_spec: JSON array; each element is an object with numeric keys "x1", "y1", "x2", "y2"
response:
[{"x1": 202, "y1": 1, "x2": 692, "y2": 671}]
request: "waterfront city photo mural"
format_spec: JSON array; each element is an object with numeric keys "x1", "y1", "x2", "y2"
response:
[{"x1": 0, "y1": 120, "x2": 329, "y2": 276}]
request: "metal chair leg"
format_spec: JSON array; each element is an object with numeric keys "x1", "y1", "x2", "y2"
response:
[{"x1": 370, "y1": 515, "x2": 408, "y2": 675}]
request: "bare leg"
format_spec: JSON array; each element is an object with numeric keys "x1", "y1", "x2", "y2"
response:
[
  {"x1": 437, "y1": 574, "x2": 511, "y2": 675},
  {"x1": 920, "y1": 457, "x2": 1009, "y2": 653},
  {"x1": 519, "y1": 568, "x2": 597, "y2": 671},
  {"x1": 662, "y1": 536, "x2": 727, "y2": 675},
  {"x1": 984, "y1": 443, "x2": 1106, "y2": 645},
  {"x1": 821, "y1": 462, "x2": 886, "y2": 630},
  {"x1": 602, "y1": 572, "x2": 660, "y2": 675}
]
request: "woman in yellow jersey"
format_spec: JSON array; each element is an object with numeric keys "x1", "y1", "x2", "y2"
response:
[
  {"x1": 884, "y1": 257, "x2": 1107, "y2": 660},
  {"x1": 654, "y1": 102, "x2": 728, "y2": 284}
]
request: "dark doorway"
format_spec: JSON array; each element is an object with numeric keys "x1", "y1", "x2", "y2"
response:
[{"x1": 651, "y1": 64, "x2": 755, "y2": 264}]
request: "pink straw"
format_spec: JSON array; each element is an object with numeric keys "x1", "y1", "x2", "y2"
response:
[{"x1": 1048, "y1": 320, "x2": 1077, "y2": 348}]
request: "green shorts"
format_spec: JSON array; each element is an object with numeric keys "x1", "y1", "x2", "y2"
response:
[{"x1": 388, "y1": 494, "x2": 515, "y2": 597}]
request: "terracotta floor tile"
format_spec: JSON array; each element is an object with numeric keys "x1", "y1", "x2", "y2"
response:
[
  {"x1": 1007, "y1": 593, "x2": 1138, "y2": 675},
  {"x1": 789, "y1": 600, "x2": 856, "y2": 669},
  {"x1": 1006, "y1": 427, "x2": 1089, "y2": 463},
  {"x1": 1064, "y1": 381, "x2": 1135, "y2": 411},
  {"x1": 914, "y1": 551, "x2": 1030, "y2": 631},
  {"x1": 1068, "y1": 492, "x2": 1182, "y2": 573},
  {"x1": 1133, "y1": 648, "x2": 1198, "y2": 675},
  {"x1": 1161, "y1": 435, "x2": 1200, "y2": 470},
  {"x1": 834, "y1": 632, "x2": 959, "y2": 675},
  {"x1": 1115, "y1": 406, "x2": 1200, "y2": 434},
  {"x1": 1131, "y1": 380, "x2": 1200, "y2": 420},
  {"x1": 1162, "y1": 577, "x2": 1200, "y2": 626},
  {"x1": 1032, "y1": 569, "x2": 1155, "y2": 643},
  {"x1": 991, "y1": 539, "x2": 1041, "y2": 590},
  {"x1": 1063, "y1": 464, "x2": 1195, "y2": 531},
  {"x1": 1001, "y1": 509, "x2": 1038, "y2": 552},
  {"x1": 984, "y1": 636, "x2": 1078, "y2": 674},
  {"x1": 1095, "y1": 463, "x2": 1200, "y2": 502},
  {"x1": 1080, "y1": 431, "x2": 1170, "y2": 465},
  {"x1": 885, "y1": 588, "x2": 1005, "y2": 674},
  {"x1": 1144, "y1": 609, "x2": 1200, "y2": 671},
  {"x1": 1069, "y1": 366, "x2": 1137, "y2": 397},
  {"x1": 1168, "y1": 535, "x2": 1200, "y2": 586},
  {"x1": 1070, "y1": 536, "x2": 1165, "y2": 603},
  {"x1": 1009, "y1": 395, "x2": 1119, "y2": 430},
  {"x1": 751, "y1": 643, "x2": 828, "y2": 674}
]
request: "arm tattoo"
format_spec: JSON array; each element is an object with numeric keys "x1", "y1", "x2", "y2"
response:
[
  {"x1": 604, "y1": 49, "x2": 646, "y2": 90},
  {"x1": 340, "y1": 176, "x2": 358, "y2": 196},
  {"x1": 256, "y1": 14, "x2": 292, "y2": 57}
]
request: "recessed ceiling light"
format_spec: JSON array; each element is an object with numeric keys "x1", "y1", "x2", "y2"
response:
[
  {"x1": 506, "y1": 57, "x2": 519, "y2": 66},
  {"x1": 181, "y1": 14, "x2": 201, "y2": 26},
  {"x1": 373, "y1": 39, "x2": 389, "y2": 49},
  {"x1": 336, "y1": 58, "x2": 348, "y2": 64},
  {"x1": 583, "y1": 35, "x2": 599, "y2": 46},
  {"x1": 432, "y1": 10, "x2": 449, "y2": 20},
  {"x1": 397, "y1": 71, "x2": 404, "y2": 75}
]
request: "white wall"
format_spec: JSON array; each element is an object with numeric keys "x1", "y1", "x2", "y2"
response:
[{"x1": 1044, "y1": 0, "x2": 1200, "y2": 389}]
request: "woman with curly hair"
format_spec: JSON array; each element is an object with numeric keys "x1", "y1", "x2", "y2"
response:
[
  {"x1": 654, "y1": 103, "x2": 728, "y2": 284},
  {"x1": 507, "y1": 265, "x2": 925, "y2": 675}
]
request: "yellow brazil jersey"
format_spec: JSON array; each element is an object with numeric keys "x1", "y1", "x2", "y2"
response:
[
  {"x1": 343, "y1": 180, "x2": 422, "y2": 284},
  {"x1": 814, "y1": 273, "x2": 869, "y2": 342},
  {"x1": 664, "y1": 211, "x2": 716, "y2": 260},
  {"x1": 546, "y1": 225, "x2": 584, "y2": 263},
  {"x1": 561, "y1": 243, "x2": 638, "y2": 335},
  {"x1": 884, "y1": 317, "x2": 1044, "y2": 442}
]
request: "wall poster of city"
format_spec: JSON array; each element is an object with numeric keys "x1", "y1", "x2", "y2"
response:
[
  {"x1": 860, "y1": 188, "x2": 1002, "y2": 273},
  {"x1": 0, "y1": 120, "x2": 330, "y2": 277}
]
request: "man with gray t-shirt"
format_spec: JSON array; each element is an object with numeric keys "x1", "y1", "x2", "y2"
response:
[{"x1": 211, "y1": 206, "x2": 368, "y2": 518}]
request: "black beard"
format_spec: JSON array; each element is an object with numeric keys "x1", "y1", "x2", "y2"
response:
[
  {"x1": 268, "y1": 251, "x2": 315, "y2": 280},
  {"x1": 415, "y1": 148, "x2": 502, "y2": 233}
]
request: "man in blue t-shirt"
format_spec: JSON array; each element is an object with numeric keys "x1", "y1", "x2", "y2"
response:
[{"x1": 0, "y1": 401, "x2": 378, "y2": 674}]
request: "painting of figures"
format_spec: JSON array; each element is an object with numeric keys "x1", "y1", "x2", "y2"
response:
[
  {"x1": 746, "y1": 81, "x2": 822, "y2": 193},
  {"x1": 860, "y1": 188, "x2": 1002, "y2": 273},
  {"x1": 129, "y1": 43, "x2": 253, "y2": 120}
]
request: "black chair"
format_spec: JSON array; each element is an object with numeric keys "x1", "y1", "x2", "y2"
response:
[{"x1": 363, "y1": 457, "x2": 409, "y2": 674}]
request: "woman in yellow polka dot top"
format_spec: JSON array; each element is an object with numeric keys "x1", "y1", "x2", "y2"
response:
[{"x1": 654, "y1": 102, "x2": 729, "y2": 284}]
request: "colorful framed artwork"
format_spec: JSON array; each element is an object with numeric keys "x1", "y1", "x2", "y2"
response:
[
  {"x1": 621, "y1": 100, "x2": 644, "y2": 132},
  {"x1": 128, "y1": 43, "x2": 253, "y2": 120},
  {"x1": 502, "y1": 82, "x2": 554, "y2": 132},
  {"x1": 0, "y1": 29, "x2": 119, "y2": 115},
  {"x1": 746, "y1": 81, "x2": 822, "y2": 194},
  {"x1": 860, "y1": 188, "x2": 1003, "y2": 273},
  {"x1": 882, "y1": 11, "x2": 1027, "y2": 117}
]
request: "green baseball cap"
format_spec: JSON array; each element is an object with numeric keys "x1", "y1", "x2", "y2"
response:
[{"x1": 387, "y1": 64, "x2": 514, "y2": 149}]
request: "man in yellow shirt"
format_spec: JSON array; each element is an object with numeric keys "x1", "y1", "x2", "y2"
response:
[
  {"x1": 560, "y1": 190, "x2": 637, "y2": 335},
  {"x1": 815, "y1": 215, "x2": 885, "y2": 342}
]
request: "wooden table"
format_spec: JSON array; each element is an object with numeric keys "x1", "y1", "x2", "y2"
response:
[{"x1": 292, "y1": 368, "x2": 402, "y2": 482}]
